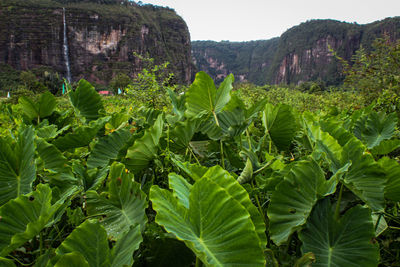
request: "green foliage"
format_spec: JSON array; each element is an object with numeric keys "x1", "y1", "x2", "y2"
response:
[
  {"x1": 342, "y1": 37, "x2": 400, "y2": 105},
  {"x1": 0, "y1": 75, "x2": 400, "y2": 266},
  {"x1": 0, "y1": 125, "x2": 36, "y2": 205},
  {"x1": 109, "y1": 73, "x2": 131, "y2": 94},
  {"x1": 150, "y1": 172, "x2": 266, "y2": 266},
  {"x1": 69, "y1": 79, "x2": 104, "y2": 121},
  {"x1": 125, "y1": 53, "x2": 175, "y2": 110},
  {"x1": 87, "y1": 162, "x2": 147, "y2": 240},
  {"x1": 125, "y1": 114, "x2": 163, "y2": 173},
  {"x1": 19, "y1": 91, "x2": 56, "y2": 123},
  {"x1": 299, "y1": 199, "x2": 379, "y2": 267}
]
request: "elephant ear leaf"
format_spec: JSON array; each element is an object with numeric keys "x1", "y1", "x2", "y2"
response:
[
  {"x1": 110, "y1": 224, "x2": 142, "y2": 267},
  {"x1": 69, "y1": 79, "x2": 104, "y2": 121},
  {"x1": 19, "y1": 96, "x2": 38, "y2": 121},
  {"x1": 0, "y1": 125, "x2": 36, "y2": 205},
  {"x1": 268, "y1": 160, "x2": 327, "y2": 245},
  {"x1": 0, "y1": 257, "x2": 16, "y2": 267},
  {"x1": 86, "y1": 162, "x2": 147, "y2": 240},
  {"x1": 150, "y1": 176, "x2": 265, "y2": 266},
  {"x1": 38, "y1": 91, "x2": 56, "y2": 119},
  {"x1": 125, "y1": 114, "x2": 163, "y2": 173},
  {"x1": 299, "y1": 199, "x2": 379, "y2": 267},
  {"x1": 19, "y1": 92, "x2": 55, "y2": 121},
  {"x1": 263, "y1": 103, "x2": 297, "y2": 151},
  {"x1": 185, "y1": 72, "x2": 233, "y2": 122},
  {"x1": 55, "y1": 220, "x2": 111, "y2": 267},
  {"x1": 87, "y1": 127, "x2": 132, "y2": 169},
  {"x1": 52, "y1": 117, "x2": 109, "y2": 151},
  {"x1": 354, "y1": 111, "x2": 397, "y2": 149},
  {"x1": 54, "y1": 252, "x2": 90, "y2": 267},
  {"x1": 379, "y1": 157, "x2": 400, "y2": 202},
  {"x1": 167, "y1": 88, "x2": 186, "y2": 118},
  {"x1": 0, "y1": 184, "x2": 59, "y2": 256}
]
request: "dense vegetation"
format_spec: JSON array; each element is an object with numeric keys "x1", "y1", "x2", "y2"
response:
[{"x1": 1, "y1": 67, "x2": 400, "y2": 266}]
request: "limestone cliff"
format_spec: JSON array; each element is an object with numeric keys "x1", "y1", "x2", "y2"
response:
[
  {"x1": 192, "y1": 17, "x2": 400, "y2": 85},
  {"x1": 0, "y1": 0, "x2": 192, "y2": 84}
]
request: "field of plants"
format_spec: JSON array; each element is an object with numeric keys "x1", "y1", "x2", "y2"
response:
[{"x1": 0, "y1": 69, "x2": 399, "y2": 266}]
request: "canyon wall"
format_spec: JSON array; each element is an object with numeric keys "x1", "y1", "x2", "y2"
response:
[
  {"x1": 192, "y1": 17, "x2": 400, "y2": 85},
  {"x1": 0, "y1": 0, "x2": 192, "y2": 84}
]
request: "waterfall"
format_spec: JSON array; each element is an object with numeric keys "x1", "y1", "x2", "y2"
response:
[{"x1": 62, "y1": 7, "x2": 72, "y2": 83}]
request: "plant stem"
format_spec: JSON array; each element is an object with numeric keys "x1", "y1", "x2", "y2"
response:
[
  {"x1": 213, "y1": 111, "x2": 220, "y2": 127},
  {"x1": 189, "y1": 147, "x2": 200, "y2": 165},
  {"x1": 166, "y1": 124, "x2": 170, "y2": 160},
  {"x1": 39, "y1": 231, "x2": 44, "y2": 256},
  {"x1": 246, "y1": 129, "x2": 252, "y2": 150},
  {"x1": 251, "y1": 181, "x2": 266, "y2": 224},
  {"x1": 195, "y1": 257, "x2": 202, "y2": 267},
  {"x1": 220, "y1": 140, "x2": 225, "y2": 169},
  {"x1": 335, "y1": 183, "x2": 344, "y2": 220},
  {"x1": 269, "y1": 139, "x2": 272, "y2": 154}
]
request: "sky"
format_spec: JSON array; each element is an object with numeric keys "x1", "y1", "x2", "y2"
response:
[{"x1": 139, "y1": 0, "x2": 400, "y2": 42}]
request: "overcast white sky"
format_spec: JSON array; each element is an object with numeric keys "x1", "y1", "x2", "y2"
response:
[{"x1": 140, "y1": 0, "x2": 400, "y2": 41}]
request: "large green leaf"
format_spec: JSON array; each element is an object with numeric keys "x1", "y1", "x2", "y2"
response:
[
  {"x1": 185, "y1": 72, "x2": 233, "y2": 126},
  {"x1": 19, "y1": 91, "x2": 56, "y2": 121},
  {"x1": 371, "y1": 139, "x2": 400, "y2": 155},
  {"x1": 167, "y1": 88, "x2": 186, "y2": 118},
  {"x1": 72, "y1": 162, "x2": 108, "y2": 191},
  {"x1": 110, "y1": 224, "x2": 142, "y2": 267},
  {"x1": 0, "y1": 125, "x2": 35, "y2": 205},
  {"x1": 125, "y1": 114, "x2": 163, "y2": 173},
  {"x1": 354, "y1": 111, "x2": 397, "y2": 149},
  {"x1": 52, "y1": 117, "x2": 108, "y2": 151},
  {"x1": 0, "y1": 257, "x2": 16, "y2": 267},
  {"x1": 150, "y1": 176, "x2": 265, "y2": 266},
  {"x1": 87, "y1": 127, "x2": 132, "y2": 169},
  {"x1": 268, "y1": 160, "x2": 328, "y2": 245},
  {"x1": 86, "y1": 162, "x2": 147, "y2": 240},
  {"x1": 55, "y1": 220, "x2": 110, "y2": 267},
  {"x1": 185, "y1": 72, "x2": 233, "y2": 117},
  {"x1": 299, "y1": 199, "x2": 379, "y2": 267},
  {"x1": 201, "y1": 166, "x2": 267, "y2": 249},
  {"x1": 303, "y1": 113, "x2": 343, "y2": 173},
  {"x1": 54, "y1": 252, "x2": 90, "y2": 267},
  {"x1": 169, "y1": 118, "x2": 202, "y2": 152},
  {"x1": 55, "y1": 219, "x2": 141, "y2": 267},
  {"x1": 263, "y1": 103, "x2": 297, "y2": 151},
  {"x1": 168, "y1": 173, "x2": 192, "y2": 209},
  {"x1": 36, "y1": 138, "x2": 77, "y2": 191},
  {"x1": 69, "y1": 79, "x2": 104, "y2": 121},
  {"x1": 378, "y1": 157, "x2": 400, "y2": 202},
  {"x1": 342, "y1": 138, "x2": 386, "y2": 212},
  {"x1": 171, "y1": 158, "x2": 208, "y2": 181},
  {"x1": 320, "y1": 119, "x2": 386, "y2": 212},
  {"x1": 0, "y1": 184, "x2": 62, "y2": 256}
]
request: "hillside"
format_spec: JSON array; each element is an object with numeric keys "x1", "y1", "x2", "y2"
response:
[
  {"x1": 0, "y1": 0, "x2": 192, "y2": 85},
  {"x1": 192, "y1": 17, "x2": 400, "y2": 85}
]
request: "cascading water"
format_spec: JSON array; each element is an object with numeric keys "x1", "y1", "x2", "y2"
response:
[{"x1": 62, "y1": 7, "x2": 72, "y2": 83}]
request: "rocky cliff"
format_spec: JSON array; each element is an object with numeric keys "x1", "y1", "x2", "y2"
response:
[
  {"x1": 0, "y1": 0, "x2": 192, "y2": 84},
  {"x1": 192, "y1": 17, "x2": 400, "y2": 85}
]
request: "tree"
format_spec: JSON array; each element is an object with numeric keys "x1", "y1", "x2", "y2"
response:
[
  {"x1": 109, "y1": 73, "x2": 131, "y2": 94},
  {"x1": 125, "y1": 53, "x2": 175, "y2": 109},
  {"x1": 340, "y1": 36, "x2": 400, "y2": 104}
]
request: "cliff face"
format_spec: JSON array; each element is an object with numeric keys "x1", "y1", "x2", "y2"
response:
[
  {"x1": 0, "y1": 0, "x2": 192, "y2": 84},
  {"x1": 192, "y1": 39, "x2": 279, "y2": 85},
  {"x1": 192, "y1": 17, "x2": 400, "y2": 85}
]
